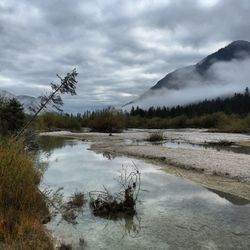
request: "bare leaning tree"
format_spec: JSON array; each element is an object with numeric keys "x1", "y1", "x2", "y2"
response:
[{"x1": 15, "y1": 68, "x2": 78, "y2": 139}]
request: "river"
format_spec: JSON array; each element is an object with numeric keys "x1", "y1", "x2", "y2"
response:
[{"x1": 39, "y1": 136, "x2": 250, "y2": 250}]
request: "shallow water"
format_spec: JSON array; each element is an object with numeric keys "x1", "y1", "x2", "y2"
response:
[
  {"x1": 164, "y1": 141, "x2": 250, "y2": 154},
  {"x1": 124, "y1": 138, "x2": 250, "y2": 155},
  {"x1": 39, "y1": 137, "x2": 250, "y2": 250}
]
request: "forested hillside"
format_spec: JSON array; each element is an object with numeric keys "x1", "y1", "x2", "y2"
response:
[{"x1": 130, "y1": 88, "x2": 250, "y2": 118}]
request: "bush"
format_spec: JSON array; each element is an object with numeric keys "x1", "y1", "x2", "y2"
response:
[
  {"x1": 36, "y1": 112, "x2": 81, "y2": 131},
  {"x1": 244, "y1": 114, "x2": 250, "y2": 132},
  {"x1": 198, "y1": 114, "x2": 217, "y2": 128},
  {"x1": 169, "y1": 115, "x2": 188, "y2": 128},
  {"x1": 147, "y1": 132, "x2": 163, "y2": 141},
  {"x1": 211, "y1": 112, "x2": 229, "y2": 129},
  {"x1": 88, "y1": 109, "x2": 125, "y2": 133}
]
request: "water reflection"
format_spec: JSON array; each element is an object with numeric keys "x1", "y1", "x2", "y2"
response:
[
  {"x1": 207, "y1": 188, "x2": 250, "y2": 206},
  {"x1": 122, "y1": 215, "x2": 141, "y2": 238},
  {"x1": 98, "y1": 214, "x2": 141, "y2": 238},
  {"x1": 38, "y1": 136, "x2": 68, "y2": 155},
  {"x1": 102, "y1": 151, "x2": 116, "y2": 160},
  {"x1": 165, "y1": 140, "x2": 250, "y2": 154}
]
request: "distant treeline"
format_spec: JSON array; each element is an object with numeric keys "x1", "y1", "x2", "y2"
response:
[
  {"x1": 35, "y1": 112, "x2": 83, "y2": 131},
  {"x1": 33, "y1": 88, "x2": 250, "y2": 133},
  {"x1": 35, "y1": 109, "x2": 125, "y2": 133},
  {"x1": 130, "y1": 87, "x2": 250, "y2": 118}
]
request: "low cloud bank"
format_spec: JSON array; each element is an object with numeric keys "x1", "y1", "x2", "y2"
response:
[{"x1": 124, "y1": 58, "x2": 250, "y2": 110}]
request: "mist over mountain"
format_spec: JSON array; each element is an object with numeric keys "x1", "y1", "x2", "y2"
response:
[
  {"x1": 124, "y1": 40, "x2": 250, "y2": 110},
  {"x1": 0, "y1": 89, "x2": 40, "y2": 113}
]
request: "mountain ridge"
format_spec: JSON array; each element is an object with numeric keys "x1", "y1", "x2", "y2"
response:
[
  {"x1": 152, "y1": 40, "x2": 250, "y2": 91},
  {"x1": 124, "y1": 40, "x2": 250, "y2": 109},
  {"x1": 0, "y1": 89, "x2": 40, "y2": 113}
]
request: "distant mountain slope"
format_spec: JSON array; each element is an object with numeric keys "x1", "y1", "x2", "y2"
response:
[
  {"x1": 0, "y1": 90, "x2": 40, "y2": 113},
  {"x1": 124, "y1": 40, "x2": 250, "y2": 109},
  {"x1": 0, "y1": 90, "x2": 15, "y2": 99}
]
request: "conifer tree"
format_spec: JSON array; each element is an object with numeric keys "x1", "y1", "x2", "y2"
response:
[{"x1": 15, "y1": 69, "x2": 78, "y2": 139}]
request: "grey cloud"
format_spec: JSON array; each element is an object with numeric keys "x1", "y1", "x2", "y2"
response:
[{"x1": 0, "y1": 0, "x2": 250, "y2": 112}]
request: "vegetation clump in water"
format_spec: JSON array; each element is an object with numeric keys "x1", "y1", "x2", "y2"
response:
[
  {"x1": 67, "y1": 192, "x2": 85, "y2": 208},
  {"x1": 42, "y1": 188, "x2": 86, "y2": 225},
  {"x1": 89, "y1": 165, "x2": 141, "y2": 217}
]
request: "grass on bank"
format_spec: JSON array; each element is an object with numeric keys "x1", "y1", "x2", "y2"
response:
[{"x1": 0, "y1": 138, "x2": 53, "y2": 250}]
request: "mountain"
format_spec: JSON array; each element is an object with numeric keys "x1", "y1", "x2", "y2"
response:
[
  {"x1": 0, "y1": 90, "x2": 40, "y2": 113},
  {"x1": 0, "y1": 90, "x2": 15, "y2": 99},
  {"x1": 16, "y1": 95, "x2": 40, "y2": 113},
  {"x1": 124, "y1": 40, "x2": 250, "y2": 109}
]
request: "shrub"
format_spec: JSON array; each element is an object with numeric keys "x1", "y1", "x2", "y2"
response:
[
  {"x1": 88, "y1": 109, "x2": 125, "y2": 133},
  {"x1": 147, "y1": 132, "x2": 163, "y2": 141},
  {"x1": 244, "y1": 114, "x2": 250, "y2": 132},
  {"x1": 168, "y1": 115, "x2": 188, "y2": 128},
  {"x1": 199, "y1": 114, "x2": 217, "y2": 128},
  {"x1": 36, "y1": 112, "x2": 82, "y2": 131}
]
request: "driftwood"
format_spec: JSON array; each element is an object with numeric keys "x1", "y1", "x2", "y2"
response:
[{"x1": 89, "y1": 163, "x2": 141, "y2": 217}]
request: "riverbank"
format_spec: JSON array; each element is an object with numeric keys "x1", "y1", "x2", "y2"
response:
[{"x1": 40, "y1": 129, "x2": 250, "y2": 200}]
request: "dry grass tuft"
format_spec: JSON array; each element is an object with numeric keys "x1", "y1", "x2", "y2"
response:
[{"x1": 68, "y1": 192, "x2": 85, "y2": 208}]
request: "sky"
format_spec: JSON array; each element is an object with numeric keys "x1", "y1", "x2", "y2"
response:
[{"x1": 0, "y1": 0, "x2": 250, "y2": 112}]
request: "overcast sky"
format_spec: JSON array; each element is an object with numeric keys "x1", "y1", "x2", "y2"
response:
[{"x1": 0, "y1": 0, "x2": 250, "y2": 112}]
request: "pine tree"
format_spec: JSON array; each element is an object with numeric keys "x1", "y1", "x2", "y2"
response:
[
  {"x1": 0, "y1": 97, "x2": 25, "y2": 135},
  {"x1": 15, "y1": 69, "x2": 78, "y2": 139}
]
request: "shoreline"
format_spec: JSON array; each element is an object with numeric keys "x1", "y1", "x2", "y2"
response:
[{"x1": 40, "y1": 129, "x2": 250, "y2": 201}]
